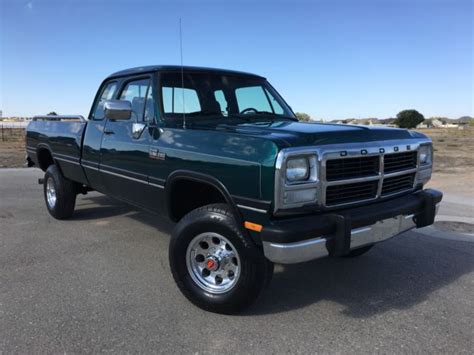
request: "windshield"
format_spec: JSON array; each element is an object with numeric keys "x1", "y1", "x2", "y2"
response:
[{"x1": 159, "y1": 72, "x2": 295, "y2": 122}]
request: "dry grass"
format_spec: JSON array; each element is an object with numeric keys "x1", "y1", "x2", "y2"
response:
[
  {"x1": 0, "y1": 128, "x2": 26, "y2": 168},
  {"x1": 419, "y1": 128, "x2": 474, "y2": 197},
  {"x1": 418, "y1": 128, "x2": 474, "y2": 175}
]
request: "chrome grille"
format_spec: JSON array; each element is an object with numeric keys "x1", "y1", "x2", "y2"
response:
[
  {"x1": 384, "y1": 151, "x2": 417, "y2": 173},
  {"x1": 381, "y1": 173, "x2": 416, "y2": 196},
  {"x1": 323, "y1": 150, "x2": 418, "y2": 207},
  {"x1": 326, "y1": 180, "x2": 378, "y2": 206},
  {"x1": 326, "y1": 156, "x2": 379, "y2": 181}
]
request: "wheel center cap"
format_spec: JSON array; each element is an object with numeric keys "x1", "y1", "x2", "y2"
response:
[{"x1": 205, "y1": 257, "x2": 219, "y2": 271}]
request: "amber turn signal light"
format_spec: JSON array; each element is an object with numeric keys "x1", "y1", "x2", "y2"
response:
[{"x1": 244, "y1": 221, "x2": 263, "y2": 232}]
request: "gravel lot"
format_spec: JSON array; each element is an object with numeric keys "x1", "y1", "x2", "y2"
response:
[{"x1": 1, "y1": 168, "x2": 473, "y2": 353}]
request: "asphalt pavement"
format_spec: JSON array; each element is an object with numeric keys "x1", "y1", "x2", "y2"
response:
[{"x1": 1, "y1": 168, "x2": 473, "y2": 353}]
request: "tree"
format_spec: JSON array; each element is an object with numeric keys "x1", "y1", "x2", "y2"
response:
[
  {"x1": 47, "y1": 111, "x2": 58, "y2": 116},
  {"x1": 395, "y1": 109, "x2": 424, "y2": 129},
  {"x1": 295, "y1": 112, "x2": 311, "y2": 122}
]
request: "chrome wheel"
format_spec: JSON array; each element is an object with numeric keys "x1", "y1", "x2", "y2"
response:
[
  {"x1": 46, "y1": 177, "x2": 57, "y2": 208},
  {"x1": 186, "y1": 232, "x2": 241, "y2": 294}
]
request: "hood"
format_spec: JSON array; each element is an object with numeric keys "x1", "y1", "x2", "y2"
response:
[{"x1": 210, "y1": 120, "x2": 426, "y2": 148}]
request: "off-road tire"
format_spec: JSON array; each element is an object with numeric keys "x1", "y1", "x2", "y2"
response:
[
  {"x1": 169, "y1": 203, "x2": 273, "y2": 314},
  {"x1": 43, "y1": 164, "x2": 77, "y2": 219}
]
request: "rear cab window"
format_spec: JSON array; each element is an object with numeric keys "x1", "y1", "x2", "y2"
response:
[{"x1": 162, "y1": 87, "x2": 201, "y2": 116}]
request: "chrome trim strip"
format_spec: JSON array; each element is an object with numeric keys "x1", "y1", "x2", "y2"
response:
[
  {"x1": 100, "y1": 168, "x2": 148, "y2": 185},
  {"x1": 82, "y1": 164, "x2": 99, "y2": 171},
  {"x1": 100, "y1": 163, "x2": 147, "y2": 180},
  {"x1": 33, "y1": 115, "x2": 85, "y2": 122},
  {"x1": 81, "y1": 159, "x2": 99, "y2": 166},
  {"x1": 149, "y1": 182, "x2": 165, "y2": 189},
  {"x1": 99, "y1": 168, "x2": 165, "y2": 189},
  {"x1": 383, "y1": 167, "x2": 418, "y2": 178},
  {"x1": 80, "y1": 161, "x2": 164, "y2": 189},
  {"x1": 54, "y1": 152, "x2": 79, "y2": 161},
  {"x1": 236, "y1": 204, "x2": 267, "y2": 214},
  {"x1": 54, "y1": 157, "x2": 80, "y2": 165},
  {"x1": 325, "y1": 174, "x2": 380, "y2": 186}
]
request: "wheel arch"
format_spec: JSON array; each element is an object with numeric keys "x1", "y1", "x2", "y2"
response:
[
  {"x1": 36, "y1": 144, "x2": 55, "y2": 171},
  {"x1": 165, "y1": 170, "x2": 247, "y2": 231}
]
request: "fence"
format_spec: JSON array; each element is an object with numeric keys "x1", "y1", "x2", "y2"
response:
[{"x1": 0, "y1": 122, "x2": 27, "y2": 142}]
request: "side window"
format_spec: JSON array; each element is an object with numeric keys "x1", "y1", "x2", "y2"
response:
[
  {"x1": 119, "y1": 78, "x2": 150, "y2": 121},
  {"x1": 92, "y1": 81, "x2": 117, "y2": 120},
  {"x1": 235, "y1": 86, "x2": 272, "y2": 113},
  {"x1": 162, "y1": 87, "x2": 201, "y2": 114},
  {"x1": 214, "y1": 90, "x2": 228, "y2": 116}
]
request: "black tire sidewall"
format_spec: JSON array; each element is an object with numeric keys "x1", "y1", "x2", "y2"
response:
[
  {"x1": 43, "y1": 165, "x2": 76, "y2": 219},
  {"x1": 169, "y1": 204, "x2": 270, "y2": 313}
]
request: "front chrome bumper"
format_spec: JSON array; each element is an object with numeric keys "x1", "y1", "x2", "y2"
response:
[{"x1": 263, "y1": 209, "x2": 436, "y2": 264}]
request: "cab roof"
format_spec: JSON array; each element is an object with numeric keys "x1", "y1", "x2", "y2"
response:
[{"x1": 107, "y1": 65, "x2": 265, "y2": 80}]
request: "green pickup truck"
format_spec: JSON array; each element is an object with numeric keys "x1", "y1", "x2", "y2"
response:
[{"x1": 26, "y1": 65, "x2": 442, "y2": 313}]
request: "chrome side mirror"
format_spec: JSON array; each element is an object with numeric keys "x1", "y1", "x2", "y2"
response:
[{"x1": 104, "y1": 100, "x2": 132, "y2": 120}]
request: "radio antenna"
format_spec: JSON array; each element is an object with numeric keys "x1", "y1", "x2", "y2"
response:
[{"x1": 179, "y1": 18, "x2": 186, "y2": 129}]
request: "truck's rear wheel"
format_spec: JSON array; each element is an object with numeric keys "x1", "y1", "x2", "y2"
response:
[
  {"x1": 169, "y1": 203, "x2": 273, "y2": 314},
  {"x1": 43, "y1": 165, "x2": 77, "y2": 219}
]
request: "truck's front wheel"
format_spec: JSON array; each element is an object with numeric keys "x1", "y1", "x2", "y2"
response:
[
  {"x1": 169, "y1": 203, "x2": 273, "y2": 314},
  {"x1": 43, "y1": 165, "x2": 77, "y2": 219}
]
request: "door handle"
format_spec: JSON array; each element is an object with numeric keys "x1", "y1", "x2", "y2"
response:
[{"x1": 103, "y1": 129, "x2": 115, "y2": 135}]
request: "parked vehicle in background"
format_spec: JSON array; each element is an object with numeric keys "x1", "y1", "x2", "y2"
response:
[{"x1": 26, "y1": 66, "x2": 442, "y2": 313}]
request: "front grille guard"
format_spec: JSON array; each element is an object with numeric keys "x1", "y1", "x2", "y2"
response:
[{"x1": 274, "y1": 138, "x2": 433, "y2": 213}]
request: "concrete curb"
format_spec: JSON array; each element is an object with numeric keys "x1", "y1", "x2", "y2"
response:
[{"x1": 416, "y1": 226, "x2": 474, "y2": 241}]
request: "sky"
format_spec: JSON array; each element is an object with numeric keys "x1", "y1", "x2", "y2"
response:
[{"x1": 0, "y1": 0, "x2": 472, "y2": 120}]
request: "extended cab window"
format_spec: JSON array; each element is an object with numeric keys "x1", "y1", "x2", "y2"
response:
[
  {"x1": 162, "y1": 87, "x2": 201, "y2": 115},
  {"x1": 92, "y1": 81, "x2": 117, "y2": 120},
  {"x1": 119, "y1": 78, "x2": 151, "y2": 122}
]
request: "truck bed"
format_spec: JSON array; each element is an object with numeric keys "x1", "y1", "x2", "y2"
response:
[{"x1": 26, "y1": 116, "x2": 89, "y2": 185}]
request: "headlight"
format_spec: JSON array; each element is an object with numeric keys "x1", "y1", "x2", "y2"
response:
[
  {"x1": 275, "y1": 150, "x2": 319, "y2": 212},
  {"x1": 419, "y1": 145, "x2": 432, "y2": 165},
  {"x1": 286, "y1": 157, "x2": 309, "y2": 182}
]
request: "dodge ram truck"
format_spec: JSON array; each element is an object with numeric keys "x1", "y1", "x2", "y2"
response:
[{"x1": 26, "y1": 65, "x2": 442, "y2": 313}]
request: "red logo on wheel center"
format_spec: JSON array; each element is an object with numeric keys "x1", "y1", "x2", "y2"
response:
[{"x1": 206, "y1": 259, "x2": 216, "y2": 269}]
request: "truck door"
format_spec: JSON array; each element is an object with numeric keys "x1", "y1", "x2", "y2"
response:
[
  {"x1": 99, "y1": 76, "x2": 155, "y2": 206},
  {"x1": 82, "y1": 80, "x2": 118, "y2": 193}
]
